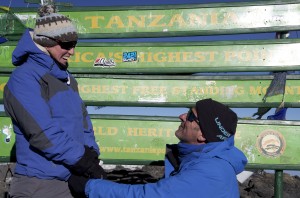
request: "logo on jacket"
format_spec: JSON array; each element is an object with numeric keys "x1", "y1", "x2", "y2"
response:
[
  {"x1": 256, "y1": 129, "x2": 286, "y2": 157},
  {"x1": 2, "y1": 124, "x2": 12, "y2": 143}
]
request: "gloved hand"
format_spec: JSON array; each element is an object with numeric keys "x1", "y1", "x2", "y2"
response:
[
  {"x1": 69, "y1": 146, "x2": 107, "y2": 179},
  {"x1": 68, "y1": 174, "x2": 89, "y2": 198},
  {"x1": 86, "y1": 160, "x2": 107, "y2": 179}
]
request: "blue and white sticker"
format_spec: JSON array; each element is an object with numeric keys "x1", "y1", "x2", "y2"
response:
[{"x1": 123, "y1": 51, "x2": 137, "y2": 62}]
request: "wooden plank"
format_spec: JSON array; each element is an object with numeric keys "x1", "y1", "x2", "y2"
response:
[
  {"x1": 1, "y1": 74, "x2": 299, "y2": 108},
  {"x1": 3, "y1": 0, "x2": 300, "y2": 40},
  {"x1": 0, "y1": 7, "x2": 26, "y2": 38},
  {"x1": 2, "y1": 39, "x2": 300, "y2": 73},
  {"x1": 1, "y1": 114, "x2": 300, "y2": 169}
]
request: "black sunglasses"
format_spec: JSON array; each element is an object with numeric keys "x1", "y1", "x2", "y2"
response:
[
  {"x1": 57, "y1": 40, "x2": 77, "y2": 50},
  {"x1": 39, "y1": 35, "x2": 77, "y2": 50},
  {"x1": 186, "y1": 109, "x2": 199, "y2": 123}
]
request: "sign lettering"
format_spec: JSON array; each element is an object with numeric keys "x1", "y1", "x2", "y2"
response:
[
  {"x1": 2, "y1": 43, "x2": 300, "y2": 71},
  {"x1": 8, "y1": 3, "x2": 299, "y2": 34}
]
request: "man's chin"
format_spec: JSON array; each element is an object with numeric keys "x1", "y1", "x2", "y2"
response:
[
  {"x1": 174, "y1": 130, "x2": 181, "y2": 139},
  {"x1": 58, "y1": 62, "x2": 69, "y2": 70}
]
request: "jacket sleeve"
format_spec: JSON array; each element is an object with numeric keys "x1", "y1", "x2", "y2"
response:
[
  {"x1": 85, "y1": 177, "x2": 177, "y2": 198},
  {"x1": 4, "y1": 69, "x2": 84, "y2": 165},
  {"x1": 85, "y1": 173, "x2": 199, "y2": 198},
  {"x1": 82, "y1": 105, "x2": 100, "y2": 154},
  {"x1": 85, "y1": 159, "x2": 240, "y2": 198}
]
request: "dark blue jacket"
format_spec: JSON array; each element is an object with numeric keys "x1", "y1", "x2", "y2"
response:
[
  {"x1": 85, "y1": 136, "x2": 247, "y2": 198},
  {"x1": 4, "y1": 29, "x2": 99, "y2": 180}
]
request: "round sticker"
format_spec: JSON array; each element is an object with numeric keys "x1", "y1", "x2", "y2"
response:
[{"x1": 256, "y1": 129, "x2": 286, "y2": 157}]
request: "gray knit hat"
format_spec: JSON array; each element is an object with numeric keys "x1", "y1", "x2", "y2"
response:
[{"x1": 33, "y1": 4, "x2": 78, "y2": 47}]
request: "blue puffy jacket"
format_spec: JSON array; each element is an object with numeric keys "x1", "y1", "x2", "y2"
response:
[
  {"x1": 85, "y1": 136, "x2": 247, "y2": 198},
  {"x1": 4, "y1": 29, "x2": 99, "y2": 181}
]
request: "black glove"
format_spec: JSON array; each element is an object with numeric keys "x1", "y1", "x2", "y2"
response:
[
  {"x1": 86, "y1": 160, "x2": 107, "y2": 179},
  {"x1": 69, "y1": 146, "x2": 107, "y2": 179},
  {"x1": 68, "y1": 174, "x2": 89, "y2": 198}
]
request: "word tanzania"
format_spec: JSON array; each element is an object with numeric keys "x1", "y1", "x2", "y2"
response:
[{"x1": 83, "y1": 12, "x2": 238, "y2": 29}]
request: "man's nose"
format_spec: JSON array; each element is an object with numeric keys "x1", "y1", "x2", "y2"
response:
[
  {"x1": 179, "y1": 113, "x2": 187, "y2": 121},
  {"x1": 68, "y1": 47, "x2": 75, "y2": 55}
]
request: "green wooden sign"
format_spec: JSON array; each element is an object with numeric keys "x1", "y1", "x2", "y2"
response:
[
  {"x1": 2, "y1": 39, "x2": 300, "y2": 73},
  {"x1": 76, "y1": 76, "x2": 300, "y2": 107},
  {"x1": 236, "y1": 120, "x2": 300, "y2": 168},
  {"x1": 1, "y1": 115, "x2": 300, "y2": 168},
  {"x1": 0, "y1": 7, "x2": 26, "y2": 39},
  {"x1": 1, "y1": 75, "x2": 299, "y2": 107},
  {"x1": 3, "y1": 0, "x2": 300, "y2": 40}
]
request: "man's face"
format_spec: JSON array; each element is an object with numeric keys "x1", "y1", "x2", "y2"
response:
[
  {"x1": 46, "y1": 41, "x2": 76, "y2": 69},
  {"x1": 175, "y1": 107, "x2": 205, "y2": 144}
]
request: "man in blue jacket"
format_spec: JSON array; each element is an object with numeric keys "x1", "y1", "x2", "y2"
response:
[
  {"x1": 4, "y1": 4, "x2": 106, "y2": 198},
  {"x1": 69, "y1": 98, "x2": 248, "y2": 198}
]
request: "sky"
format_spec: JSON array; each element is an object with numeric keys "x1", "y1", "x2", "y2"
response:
[{"x1": 1, "y1": 0, "x2": 300, "y2": 177}]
